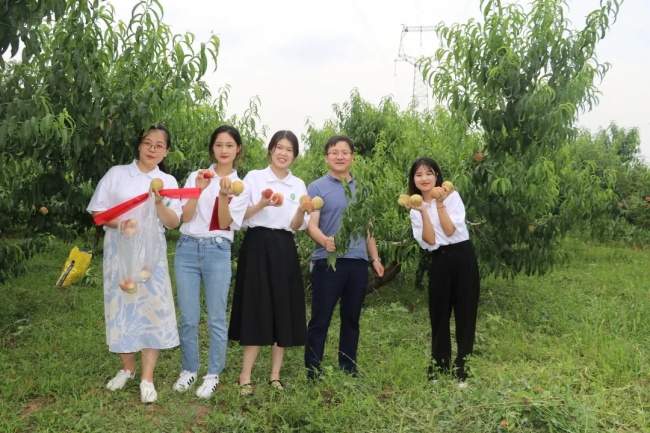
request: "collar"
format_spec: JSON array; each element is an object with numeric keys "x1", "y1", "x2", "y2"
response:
[
  {"x1": 263, "y1": 165, "x2": 294, "y2": 186},
  {"x1": 129, "y1": 160, "x2": 161, "y2": 178},
  {"x1": 326, "y1": 172, "x2": 355, "y2": 184}
]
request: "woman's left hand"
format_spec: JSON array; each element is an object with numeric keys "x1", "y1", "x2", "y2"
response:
[{"x1": 151, "y1": 187, "x2": 164, "y2": 204}]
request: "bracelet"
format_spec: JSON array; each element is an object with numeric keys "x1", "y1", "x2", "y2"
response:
[
  {"x1": 437, "y1": 205, "x2": 446, "y2": 209},
  {"x1": 371, "y1": 257, "x2": 381, "y2": 263}
]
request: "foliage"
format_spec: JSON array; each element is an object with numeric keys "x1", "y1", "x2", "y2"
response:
[
  {"x1": 1, "y1": 236, "x2": 647, "y2": 432},
  {"x1": 567, "y1": 124, "x2": 650, "y2": 246},
  {"x1": 0, "y1": 0, "x2": 68, "y2": 65},
  {"x1": 0, "y1": 0, "x2": 267, "y2": 282},
  {"x1": 416, "y1": 0, "x2": 623, "y2": 278}
]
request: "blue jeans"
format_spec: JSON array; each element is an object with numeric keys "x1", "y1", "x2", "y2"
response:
[
  {"x1": 174, "y1": 234, "x2": 232, "y2": 375},
  {"x1": 305, "y1": 258, "x2": 369, "y2": 378}
]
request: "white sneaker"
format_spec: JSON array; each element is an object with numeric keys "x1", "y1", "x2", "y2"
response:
[
  {"x1": 140, "y1": 380, "x2": 158, "y2": 403},
  {"x1": 172, "y1": 370, "x2": 197, "y2": 392},
  {"x1": 106, "y1": 369, "x2": 134, "y2": 391},
  {"x1": 195, "y1": 374, "x2": 219, "y2": 399},
  {"x1": 458, "y1": 381, "x2": 469, "y2": 389}
]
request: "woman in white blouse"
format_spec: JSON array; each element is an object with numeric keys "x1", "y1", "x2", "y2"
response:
[
  {"x1": 87, "y1": 124, "x2": 181, "y2": 403},
  {"x1": 407, "y1": 156, "x2": 480, "y2": 387},
  {"x1": 172, "y1": 125, "x2": 249, "y2": 399},
  {"x1": 228, "y1": 130, "x2": 312, "y2": 395}
]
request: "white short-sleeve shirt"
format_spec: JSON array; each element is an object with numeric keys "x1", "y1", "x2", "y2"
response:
[
  {"x1": 178, "y1": 165, "x2": 250, "y2": 241},
  {"x1": 87, "y1": 161, "x2": 182, "y2": 231},
  {"x1": 410, "y1": 191, "x2": 470, "y2": 250},
  {"x1": 241, "y1": 166, "x2": 309, "y2": 232}
]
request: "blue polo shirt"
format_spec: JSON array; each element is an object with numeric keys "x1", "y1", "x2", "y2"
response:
[{"x1": 307, "y1": 173, "x2": 368, "y2": 262}]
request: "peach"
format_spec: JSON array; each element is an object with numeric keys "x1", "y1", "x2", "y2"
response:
[
  {"x1": 232, "y1": 180, "x2": 245, "y2": 196},
  {"x1": 40, "y1": 206, "x2": 49, "y2": 215},
  {"x1": 299, "y1": 194, "x2": 312, "y2": 205},
  {"x1": 302, "y1": 201, "x2": 315, "y2": 213},
  {"x1": 262, "y1": 188, "x2": 273, "y2": 199},
  {"x1": 139, "y1": 266, "x2": 152, "y2": 281},
  {"x1": 473, "y1": 153, "x2": 484, "y2": 162},
  {"x1": 150, "y1": 178, "x2": 164, "y2": 192},
  {"x1": 271, "y1": 192, "x2": 284, "y2": 205},
  {"x1": 311, "y1": 196, "x2": 324, "y2": 210},
  {"x1": 431, "y1": 188, "x2": 443, "y2": 200},
  {"x1": 219, "y1": 177, "x2": 232, "y2": 189},
  {"x1": 397, "y1": 194, "x2": 410, "y2": 207},
  {"x1": 442, "y1": 181, "x2": 454, "y2": 192},
  {"x1": 119, "y1": 278, "x2": 136, "y2": 294},
  {"x1": 409, "y1": 194, "x2": 423, "y2": 207},
  {"x1": 203, "y1": 170, "x2": 215, "y2": 179}
]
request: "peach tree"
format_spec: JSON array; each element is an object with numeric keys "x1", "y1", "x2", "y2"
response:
[
  {"x1": 418, "y1": 0, "x2": 624, "y2": 277},
  {"x1": 0, "y1": 0, "x2": 266, "y2": 281}
]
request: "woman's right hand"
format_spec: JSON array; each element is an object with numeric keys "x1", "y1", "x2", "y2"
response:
[{"x1": 196, "y1": 170, "x2": 211, "y2": 191}]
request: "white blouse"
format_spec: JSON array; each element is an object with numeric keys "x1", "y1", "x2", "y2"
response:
[
  {"x1": 178, "y1": 165, "x2": 249, "y2": 241},
  {"x1": 410, "y1": 191, "x2": 470, "y2": 251},
  {"x1": 241, "y1": 166, "x2": 309, "y2": 232},
  {"x1": 87, "y1": 161, "x2": 182, "y2": 231}
]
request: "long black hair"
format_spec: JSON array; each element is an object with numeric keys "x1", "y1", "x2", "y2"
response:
[
  {"x1": 267, "y1": 130, "x2": 299, "y2": 157},
  {"x1": 408, "y1": 157, "x2": 444, "y2": 196},
  {"x1": 209, "y1": 125, "x2": 243, "y2": 166}
]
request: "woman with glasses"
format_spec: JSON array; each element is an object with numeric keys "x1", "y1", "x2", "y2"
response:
[
  {"x1": 87, "y1": 125, "x2": 181, "y2": 403},
  {"x1": 171, "y1": 125, "x2": 249, "y2": 399},
  {"x1": 228, "y1": 130, "x2": 313, "y2": 395}
]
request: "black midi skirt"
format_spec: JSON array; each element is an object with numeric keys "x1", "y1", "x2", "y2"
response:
[{"x1": 228, "y1": 227, "x2": 307, "y2": 347}]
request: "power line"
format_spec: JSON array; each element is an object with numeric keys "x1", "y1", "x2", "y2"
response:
[{"x1": 349, "y1": 0, "x2": 384, "y2": 58}]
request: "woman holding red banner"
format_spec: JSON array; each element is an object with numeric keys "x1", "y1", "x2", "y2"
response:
[
  {"x1": 171, "y1": 125, "x2": 249, "y2": 399},
  {"x1": 87, "y1": 124, "x2": 182, "y2": 404}
]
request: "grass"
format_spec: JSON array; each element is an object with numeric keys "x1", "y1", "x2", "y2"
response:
[{"x1": 0, "y1": 235, "x2": 648, "y2": 432}]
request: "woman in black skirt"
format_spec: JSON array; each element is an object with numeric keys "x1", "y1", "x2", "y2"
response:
[{"x1": 228, "y1": 130, "x2": 312, "y2": 395}]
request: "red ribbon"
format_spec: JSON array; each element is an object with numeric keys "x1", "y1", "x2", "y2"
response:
[{"x1": 93, "y1": 188, "x2": 201, "y2": 225}]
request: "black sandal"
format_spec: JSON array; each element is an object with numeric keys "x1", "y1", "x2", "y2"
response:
[
  {"x1": 239, "y1": 383, "x2": 253, "y2": 396},
  {"x1": 269, "y1": 379, "x2": 284, "y2": 390}
]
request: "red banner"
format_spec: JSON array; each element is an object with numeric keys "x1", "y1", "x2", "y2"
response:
[{"x1": 93, "y1": 188, "x2": 201, "y2": 226}]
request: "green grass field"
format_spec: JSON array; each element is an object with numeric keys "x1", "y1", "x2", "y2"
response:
[{"x1": 0, "y1": 235, "x2": 648, "y2": 432}]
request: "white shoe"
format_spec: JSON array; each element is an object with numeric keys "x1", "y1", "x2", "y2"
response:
[
  {"x1": 106, "y1": 369, "x2": 134, "y2": 391},
  {"x1": 195, "y1": 374, "x2": 219, "y2": 399},
  {"x1": 172, "y1": 370, "x2": 197, "y2": 392},
  {"x1": 140, "y1": 380, "x2": 158, "y2": 403},
  {"x1": 458, "y1": 381, "x2": 469, "y2": 389}
]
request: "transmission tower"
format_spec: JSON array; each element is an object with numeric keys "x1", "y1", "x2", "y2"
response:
[{"x1": 395, "y1": 25, "x2": 437, "y2": 109}]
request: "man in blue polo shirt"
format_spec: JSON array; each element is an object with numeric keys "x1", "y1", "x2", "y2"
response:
[{"x1": 304, "y1": 134, "x2": 385, "y2": 379}]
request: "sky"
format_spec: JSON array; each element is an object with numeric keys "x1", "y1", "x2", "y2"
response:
[{"x1": 106, "y1": 0, "x2": 650, "y2": 160}]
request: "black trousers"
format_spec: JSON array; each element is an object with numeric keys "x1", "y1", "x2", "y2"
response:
[{"x1": 427, "y1": 240, "x2": 480, "y2": 379}]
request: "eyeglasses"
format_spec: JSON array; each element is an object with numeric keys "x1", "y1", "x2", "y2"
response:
[
  {"x1": 327, "y1": 151, "x2": 352, "y2": 157},
  {"x1": 141, "y1": 141, "x2": 167, "y2": 153}
]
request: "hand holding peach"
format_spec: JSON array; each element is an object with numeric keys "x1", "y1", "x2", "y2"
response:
[
  {"x1": 397, "y1": 194, "x2": 410, "y2": 208},
  {"x1": 150, "y1": 178, "x2": 164, "y2": 192},
  {"x1": 270, "y1": 192, "x2": 284, "y2": 206}
]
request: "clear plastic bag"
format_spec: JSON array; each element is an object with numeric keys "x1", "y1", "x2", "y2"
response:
[{"x1": 117, "y1": 194, "x2": 161, "y2": 294}]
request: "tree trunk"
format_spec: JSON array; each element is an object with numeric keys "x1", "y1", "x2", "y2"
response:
[{"x1": 366, "y1": 261, "x2": 401, "y2": 293}]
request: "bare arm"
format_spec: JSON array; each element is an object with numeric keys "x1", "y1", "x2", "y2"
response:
[
  {"x1": 306, "y1": 211, "x2": 336, "y2": 252},
  {"x1": 436, "y1": 189, "x2": 456, "y2": 237},
  {"x1": 217, "y1": 177, "x2": 234, "y2": 229},
  {"x1": 366, "y1": 233, "x2": 384, "y2": 277},
  {"x1": 181, "y1": 171, "x2": 210, "y2": 223}
]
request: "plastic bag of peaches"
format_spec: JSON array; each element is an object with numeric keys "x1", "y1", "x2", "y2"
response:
[{"x1": 117, "y1": 194, "x2": 161, "y2": 294}]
